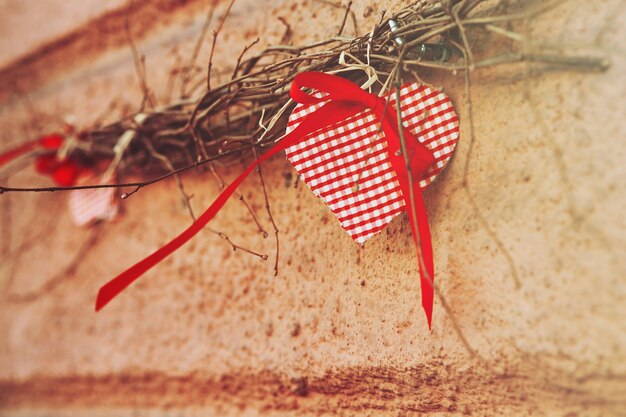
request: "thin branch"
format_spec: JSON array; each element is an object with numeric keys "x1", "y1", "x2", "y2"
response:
[
  {"x1": 125, "y1": 1, "x2": 156, "y2": 110},
  {"x1": 231, "y1": 38, "x2": 261, "y2": 81},
  {"x1": 0, "y1": 145, "x2": 256, "y2": 194},
  {"x1": 277, "y1": 17, "x2": 293, "y2": 45},
  {"x1": 252, "y1": 146, "x2": 279, "y2": 276},
  {"x1": 208, "y1": 162, "x2": 268, "y2": 237},
  {"x1": 207, "y1": 0, "x2": 237, "y2": 91},
  {"x1": 452, "y1": 38, "x2": 521, "y2": 289},
  {"x1": 452, "y1": 0, "x2": 475, "y2": 68},
  {"x1": 338, "y1": 1, "x2": 353, "y2": 36},
  {"x1": 181, "y1": 0, "x2": 219, "y2": 98},
  {"x1": 139, "y1": 137, "x2": 196, "y2": 221},
  {"x1": 210, "y1": 227, "x2": 268, "y2": 260}
]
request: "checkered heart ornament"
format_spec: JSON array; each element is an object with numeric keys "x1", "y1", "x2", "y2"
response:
[{"x1": 95, "y1": 72, "x2": 459, "y2": 328}]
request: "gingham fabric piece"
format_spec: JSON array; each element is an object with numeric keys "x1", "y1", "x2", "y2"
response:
[
  {"x1": 69, "y1": 176, "x2": 118, "y2": 226},
  {"x1": 285, "y1": 83, "x2": 459, "y2": 244}
]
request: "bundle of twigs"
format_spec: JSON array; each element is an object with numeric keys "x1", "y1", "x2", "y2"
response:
[{"x1": 39, "y1": 0, "x2": 606, "y2": 185}]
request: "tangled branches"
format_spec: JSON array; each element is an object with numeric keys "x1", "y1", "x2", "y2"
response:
[{"x1": 0, "y1": 0, "x2": 608, "y2": 194}]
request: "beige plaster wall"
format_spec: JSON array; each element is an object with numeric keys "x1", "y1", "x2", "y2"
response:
[
  {"x1": 0, "y1": 0, "x2": 125, "y2": 67},
  {"x1": 0, "y1": 0, "x2": 624, "y2": 416}
]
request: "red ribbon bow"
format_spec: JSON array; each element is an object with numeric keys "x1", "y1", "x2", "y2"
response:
[
  {"x1": 96, "y1": 72, "x2": 437, "y2": 328},
  {"x1": 34, "y1": 153, "x2": 85, "y2": 187}
]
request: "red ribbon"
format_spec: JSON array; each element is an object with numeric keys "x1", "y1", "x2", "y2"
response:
[
  {"x1": 95, "y1": 72, "x2": 437, "y2": 328},
  {"x1": 0, "y1": 133, "x2": 63, "y2": 167},
  {"x1": 0, "y1": 133, "x2": 85, "y2": 186}
]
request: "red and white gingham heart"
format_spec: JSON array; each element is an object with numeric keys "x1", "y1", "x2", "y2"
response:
[{"x1": 285, "y1": 82, "x2": 459, "y2": 244}]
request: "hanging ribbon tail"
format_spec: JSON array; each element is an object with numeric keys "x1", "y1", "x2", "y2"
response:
[
  {"x1": 405, "y1": 128, "x2": 435, "y2": 330},
  {"x1": 95, "y1": 100, "x2": 364, "y2": 311},
  {"x1": 410, "y1": 189, "x2": 434, "y2": 329},
  {"x1": 386, "y1": 148, "x2": 435, "y2": 329},
  {"x1": 95, "y1": 146, "x2": 278, "y2": 311},
  {"x1": 0, "y1": 140, "x2": 40, "y2": 167},
  {"x1": 386, "y1": 152, "x2": 435, "y2": 329},
  {"x1": 0, "y1": 134, "x2": 65, "y2": 168},
  {"x1": 373, "y1": 95, "x2": 436, "y2": 329}
]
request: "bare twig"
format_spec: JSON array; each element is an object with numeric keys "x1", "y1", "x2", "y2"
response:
[
  {"x1": 181, "y1": 0, "x2": 219, "y2": 98},
  {"x1": 208, "y1": 162, "x2": 268, "y2": 237},
  {"x1": 1, "y1": 145, "x2": 257, "y2": 194},
  {"x1": 277, "y1": 17, "x2": 293, "y2": 45},
  {"x1": 207, "y1": 0, "x2": 237, "y2": 91},
  {"x1": 210, "y1": 227, "x2": 268, "y2": 260},
  {"x1": 231, "y1": 38, "x2": 261, "y2": 80},
  {"x1": 452, "y1": 38, "x2": 522, "y2": 290},
  {"x1": 338, "y1": 1, "x2": 353, "y2": 36},
  {"x1": 125, "y1": 1, "x2": 156, "y2": 110},
  {"x1": 252, "y1": 146, "x2": 279, "y2": 276}
]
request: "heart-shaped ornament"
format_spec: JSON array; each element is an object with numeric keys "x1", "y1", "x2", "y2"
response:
[
  {"x1": 69, "y1": 173, "x2": 119, "y2": 226},
  {"x1": 285, "y1": 82, "x2": 459, "y2": 244}
]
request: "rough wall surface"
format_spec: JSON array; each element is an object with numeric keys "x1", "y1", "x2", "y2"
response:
[{"x1": 0, "y1": 0, "x2": 624, "y2": 416}]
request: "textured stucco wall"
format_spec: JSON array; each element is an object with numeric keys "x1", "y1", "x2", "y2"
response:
[{"x1": 1, "y1": 0, "x2": 625, "y2": 416}]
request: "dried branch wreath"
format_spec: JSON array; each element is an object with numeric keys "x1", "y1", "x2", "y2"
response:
[{"x1": 0, "y1": 0, "x2": 607, "y2": 195}]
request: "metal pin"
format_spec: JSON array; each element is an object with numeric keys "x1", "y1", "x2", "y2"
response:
[
  {"x1": 388, "y1": 19, "x2": 404, "y2": 46},
  {"x1": 416, "y1": 43, "x2": 451, "y2": 62},
  {"x1": 389, "y1": 19, "x2": 450, "y2": 62}
]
